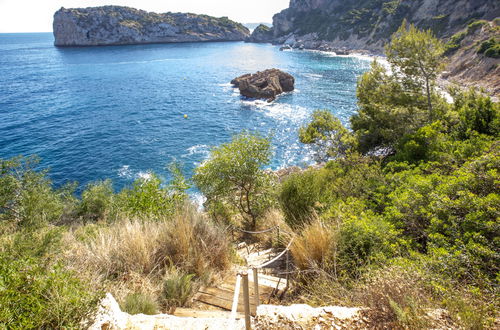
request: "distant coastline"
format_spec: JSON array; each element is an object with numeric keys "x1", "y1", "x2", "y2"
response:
[{"x1": 53, "y1": 6, "x2": 250, "y2": 47}]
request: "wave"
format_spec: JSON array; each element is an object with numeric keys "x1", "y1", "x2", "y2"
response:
[
  {"x1": 137, "y1": 171, "x2": 153, "y2": 181},
  {"x1": 117, "y1": 165, "x2": 132, "y2": 178},
  {"x1": 117, "y1": 165, "x2": 154, "y2": 181},
  {"x1": 303, "y1": 73, "x2": 323, "y2": 79},
  {"x1": 185, "y1": 144, "x2": 210, "y2": 157}
]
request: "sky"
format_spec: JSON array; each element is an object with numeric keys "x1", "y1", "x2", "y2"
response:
[{"x1": 0, "y1": 0, "x2": 290, "y2": 33}]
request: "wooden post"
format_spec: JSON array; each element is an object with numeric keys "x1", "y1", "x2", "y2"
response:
[
  {"x1": 277, "y1": 226, "x2": 280, "y2": 247},
  {"x1": 242, "y1": 272, "x2": 251, "y2": 330},
  {"x1": 285, "y1": 250, "x2": 290, "y2": 290},
  {"x1": 253, "y1": 268, "x2": 259, "y2": 310}
]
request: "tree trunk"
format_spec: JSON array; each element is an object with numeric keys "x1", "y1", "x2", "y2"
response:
[{"x1": 426, "y1": 77, "x2": 433, "y2": 118}]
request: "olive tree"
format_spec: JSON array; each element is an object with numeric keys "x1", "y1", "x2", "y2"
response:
[{"x1": 193, "y1": 132, "x2": 274, "y2": 230}]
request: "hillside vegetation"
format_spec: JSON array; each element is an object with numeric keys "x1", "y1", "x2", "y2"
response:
[{"x1": 0, "y1": 23, "x2": 498, "y2": 328}]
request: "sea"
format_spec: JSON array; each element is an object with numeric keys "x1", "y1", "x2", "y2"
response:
[{"x1": 0, "y1": 33, "x2": 372, "y2": 191}]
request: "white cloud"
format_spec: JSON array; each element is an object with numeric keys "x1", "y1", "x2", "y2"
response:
[{"x1": 0, "y1": 0, "x2": 289, "y2": 32}]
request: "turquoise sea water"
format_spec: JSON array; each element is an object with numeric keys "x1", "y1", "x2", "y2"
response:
[{"x1": 0, "y1": 33, "x2": 371, "y2": 190}]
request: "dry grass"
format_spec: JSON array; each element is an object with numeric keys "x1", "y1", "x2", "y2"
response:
[
  {"x1": 63, "y1": 204, "x2": 232, "y2": 308},
  {"x1": 252, "y1": 208, "x2": 294, "y2": 248},
  {"x1": 352, "y1": 265, "x2": 433, "y2": 328},
  {"x1": 290, "y1": 219, "x2": 337, "y2": 270}
]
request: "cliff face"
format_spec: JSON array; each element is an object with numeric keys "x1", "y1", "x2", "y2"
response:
[
  {"x1": 53, "y1": 6, "x2": 250, "y2": 46},
  {"x1": 442, "y1": 20, "x2": 500, "y2": 97},
  {"x1": 271, "y1": 0, "x2": 500, "y2": 53}
]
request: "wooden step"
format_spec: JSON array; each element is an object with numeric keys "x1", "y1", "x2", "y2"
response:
[
  {"x1": 173, "y1": 308, "x2": 243, "y2": 319},
  {"x1": 194, "y1": 289, "x2": 258, "y2": 313}
]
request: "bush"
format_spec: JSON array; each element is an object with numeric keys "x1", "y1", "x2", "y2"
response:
[
  {"x1": 279, "y1": 155, "x2": 386, "y2": 228},
  {"x1": 162, "y1": 268, "x2": 196, "y2": 311},
  {"x1": 0, "y1": 156, "x2": 73, "y2": 229},
  {"x1": 279, "y1": 169, "x2": 323, "y2": 228},
  {"x1": 120, "y1": 292, "x2": 158, "y2": 315},
  {"x1": 0, "y1": 255, "x2": 101, "y2": 328},
  {"x1": 194, "y1": 132, "x2": 275, "y2": 230},
  {"x1": 478, "y1": 38, "x2": 500, "y2": 58},
  {"x1": 299, "y1": 110, "x2": 356, "y2": 162},
  {"x1": 335, "y1": 201, "x2": 403, "y2": 279},
  {"x1": 117, "y1": 174, "x2": 178, "y2": 218},
  {"x1": 78, "y1": 180, "x2": 114, "y2": 222}
]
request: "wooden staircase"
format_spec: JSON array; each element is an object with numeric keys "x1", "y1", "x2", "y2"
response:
[{"x1": 191, "y1": 271, "x2": 287, "y2": 314}]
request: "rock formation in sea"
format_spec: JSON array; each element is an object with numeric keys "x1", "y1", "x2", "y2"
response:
[
  {"x1": 231, "y1": 69, "x2": 295, "y2": 102},
  {"x1": 53, "y1": 6, "x2": 250, "y2": 46},
  {"x1": 246, "y1": 24, "x2": 274, "y2": 43}
]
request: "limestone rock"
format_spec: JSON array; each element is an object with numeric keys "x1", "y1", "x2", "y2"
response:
[
  {"x1": 53, "y1": 6, "x2": 250, "y2": 46},
  {"x1": 88, "y1": 293, "x2": 245, "y2": 330},
  {"x1": 254, "y1": 304, "x2": 366, "y2": 329},
  {"x1": 231, "y1": 69, "x2": 295, "y2": 102}
]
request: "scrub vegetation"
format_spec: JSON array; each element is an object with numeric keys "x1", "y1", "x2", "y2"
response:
[{"x1": 0, "y1": 23, "x2": 498, "y2": 328}]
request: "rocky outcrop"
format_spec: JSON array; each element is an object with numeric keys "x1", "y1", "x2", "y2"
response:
[
  {"x1": 259, "y1": 0, "x2": 500, "y2": 54},
  {"x1": 53, "y1": 6, "x2": 250, "y2": 46},
  {"x1": 442, "y1": 20, "x2": 500, "y2": 98},
  {"x1": 231, "y1": 69, "x2": 295, "y2": 102},
  {"x1": 246, "y1": 24, "x2": 274, "y2": 43}
]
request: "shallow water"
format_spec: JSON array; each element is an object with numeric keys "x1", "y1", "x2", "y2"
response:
[{"x1": 0, "y1": 33, "x2": 371, "y2": 190}]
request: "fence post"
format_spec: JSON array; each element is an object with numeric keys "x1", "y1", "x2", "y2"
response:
[
  {"x1": 242, "y1": 272, "x2": 251, "y2": 330},
  {"x1": 253, "y1": 268, "x2": 259, "y2": 311},
  {"x1": 286, "y1": 250, "x2": 290, "y2": 290}
]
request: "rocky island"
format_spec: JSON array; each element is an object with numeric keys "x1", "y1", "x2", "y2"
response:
[
  {"x1": 53, "y1": 6, "x2": 250, "y2": 46},
  {"x1": 231, "y1": 69, "x2": 295, "y2": 102}
]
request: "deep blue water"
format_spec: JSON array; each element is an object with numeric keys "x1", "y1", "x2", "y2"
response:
[{"x1": 0, "y1": 33, "x2": 371, "y2": 191}]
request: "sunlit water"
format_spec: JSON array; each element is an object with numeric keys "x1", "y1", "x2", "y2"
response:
[{"x1": 0, "y1": 33, "x2": 371, "y2": 191}]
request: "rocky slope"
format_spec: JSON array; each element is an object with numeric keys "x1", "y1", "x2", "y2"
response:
[
  {"x1": 442, "y1": 20, "x2": 500, "y2": 97},
  {"x1": 267, "y1": 0, "x2": 500, "y2": 53},
  {"x1": 53, "y1": 6, "x2": 250, "y2": 46}
]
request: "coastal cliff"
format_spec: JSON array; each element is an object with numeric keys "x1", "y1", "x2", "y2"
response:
[
  {"x1": 266, "y1": 0, "x2": 499, "y2": 53},
  {"x1": 53, "y1": 6, "x2": 250, "y2": 46}
]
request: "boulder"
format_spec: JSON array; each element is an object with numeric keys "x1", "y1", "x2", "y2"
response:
[{"x1": 231, "y1": 69, "x2": 295, "y2": 102}]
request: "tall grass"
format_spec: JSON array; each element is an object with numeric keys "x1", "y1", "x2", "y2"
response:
[
  {"x1": 290, "y1": 219, "x2": 337, "y2": 270},
  {"x1": 64, "y1": 204, "x2": 232, "y2": 310}
]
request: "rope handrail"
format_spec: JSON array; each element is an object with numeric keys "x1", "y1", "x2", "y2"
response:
[
  {"x1": 254, "y1": 238, "x2": 294, "y2": 269},
  {"x1": 232, "y1": 225, "x2": 279, "y2": 235}
]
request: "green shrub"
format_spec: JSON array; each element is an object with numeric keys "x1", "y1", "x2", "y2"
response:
[
  {"x1": 78, "y1": 179, "x2": 114, "y2": 222},
  {"x1": 0, "y1": 255, "x2": 101, "y2": 328},
  {"x1": 194, "y1": 132, "x2": 275, "y2": 230},
  {"x1": 444, "y1": 31, "x2": 466, "y2": 53},
  {"x1": 478, "y1": 38, "x2": 500, "y2": 58},
  {"x1": 120, "y1": 292, "x2": 158, "y2": 315},
  {"x1": 279, "y1": 169, "x2": 323, "y2": 228},
  {"x1": 335, "y1": 201, "x2": 403, "y2": 279},
  {"x1": 279, "y1": 155, "x2": 385, "y2": 228},
  {"x1": 117, "y1": 173, "x2": 177, "y2": 218},
  {"x1": 0, "y1": 156, "x2": 73, "y2": 229},
  {"x1": 162, "y1": 269, "x2": 196, "y2": 310},
  {"x1": 467, "y1": 20, "x2": 488, "y2": 33}
]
